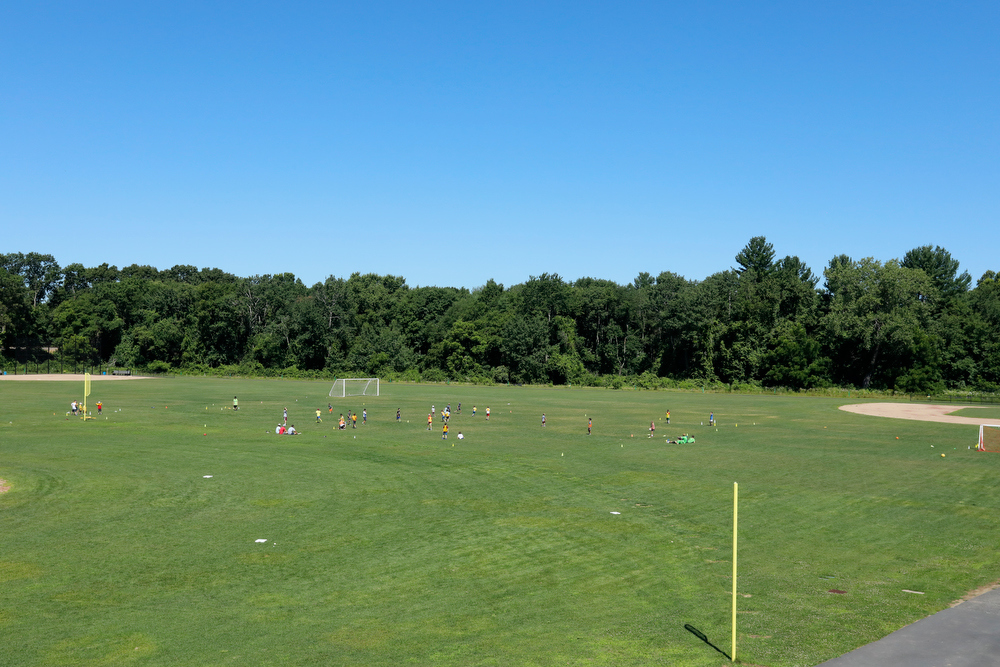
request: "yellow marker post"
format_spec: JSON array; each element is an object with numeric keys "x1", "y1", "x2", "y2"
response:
[
  {"x1": 82, "y1": 373, "x2": 92, "y2": 420},
  {"x1": 732, "y1": 482, "x2": 738, "y2": 662}
]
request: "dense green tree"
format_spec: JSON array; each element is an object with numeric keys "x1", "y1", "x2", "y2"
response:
[
  {"x1": 734, "y1": 236, "x2": 776, "y2": 280},
  {"x1": 901, "y1": 245, "x2": 971, "y2": 301},
  {"x1": 1, "y1": 252, "x2": 62, "y2": 307},
  {"x1": 762, "y1": 322, "x2": 830, "y2": 388},
  {"x1": 823, "y1": 257, "x2": 936, "y2": 388},
  {"x1": 0, "y1": 268, "x2": 31, "y2": 352},
  {"x1": 49, "y1": 291, "x2": 123, "y2": 362}
]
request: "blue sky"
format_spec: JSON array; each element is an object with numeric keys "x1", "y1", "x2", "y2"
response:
[{"x1": 2, "y1": 2, "x2": 997, "y2": 289}]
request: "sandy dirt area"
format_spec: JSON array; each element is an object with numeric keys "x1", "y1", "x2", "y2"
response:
[
  {"x1": 840, "y1": 403, "x2": 1000, "y2": 426},
  {"x1": 0, "y1": 374, "x2": 154, "y2": 381}
]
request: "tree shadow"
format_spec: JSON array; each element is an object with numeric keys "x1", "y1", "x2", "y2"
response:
[{"x1": 684, "y1": 623, "x2": 731, "y2": 661}]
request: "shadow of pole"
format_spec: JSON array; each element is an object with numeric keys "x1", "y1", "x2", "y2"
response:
[{"x1": 684, "y1": 624, "x2": 731, "y2": 661}]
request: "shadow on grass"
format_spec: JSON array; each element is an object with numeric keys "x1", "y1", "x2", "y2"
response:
[{"x1": 684, "y1": 624, "x2": 731, "y2": 661}]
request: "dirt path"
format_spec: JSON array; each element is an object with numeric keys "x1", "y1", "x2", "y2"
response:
[
  {"x1": 839, "y1": 403, "x2": 1000, "y2": 426},
  {"x1": 0, "y1": 374, "x2": 154, "y2": 381}
]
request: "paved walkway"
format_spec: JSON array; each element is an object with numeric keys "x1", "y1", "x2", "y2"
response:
[{"x1": 817, "y1": 587, "x2": 1000, "y2": 666}]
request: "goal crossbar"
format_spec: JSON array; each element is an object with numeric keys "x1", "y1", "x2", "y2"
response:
[
  {"x1": 977, "y1": 424, "x2": 1000, "y2": 452},
  {"x1": 329, "y1": 378, "x2": 380, "y2": 398}
]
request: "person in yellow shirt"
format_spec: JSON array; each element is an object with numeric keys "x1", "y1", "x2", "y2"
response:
[{"x1": 442, "y1": 423, "x2": 449, "y2": 439}]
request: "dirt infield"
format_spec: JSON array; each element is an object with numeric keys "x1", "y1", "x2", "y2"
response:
[
  {"x1": 0, "y1": 374, "x2": 154, "y2": 382},
  {"x1": 840, "y1": 403, "x2": 1000, "y2": 426}
]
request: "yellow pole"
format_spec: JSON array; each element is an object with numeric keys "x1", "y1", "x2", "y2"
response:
[
  {"x1": 732, "y1": 482, "x2": 738, "y2": 662},
  {"x1": 83, "y1": 373, "x2": 91, "y2": 420}
]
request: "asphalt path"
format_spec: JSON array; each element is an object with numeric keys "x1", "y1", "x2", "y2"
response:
[{"x1": 817, "y1": 587, "x2": 1000, "y2": 666}]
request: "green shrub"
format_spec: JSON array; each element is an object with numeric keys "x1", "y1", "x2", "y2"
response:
[
  {"x1": 422, "y1": 368, "x2": 447, "y2": 383},
  {"x1": 144, "y1": 360, "x2": 172, "y2": 374}
]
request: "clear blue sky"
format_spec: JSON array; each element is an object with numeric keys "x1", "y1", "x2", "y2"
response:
[{"x1": 2, "y1": 2, "x2": 997, "y2": 289}]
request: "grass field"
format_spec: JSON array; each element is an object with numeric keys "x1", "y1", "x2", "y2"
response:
[
  {"x1": 949, "y1": 406, "x2": 1000, "y2": 420},
  {"x1": 1, "y1": 378, "x2": 998, "y2": 666}
]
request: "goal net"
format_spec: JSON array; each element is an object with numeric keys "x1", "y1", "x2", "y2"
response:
[
  {"x1": 329, "y1": 378, "x2": 380, "y2": 398},
  {"x1": 977, "y1": 424, "x2": 1000, "y2": 452}
]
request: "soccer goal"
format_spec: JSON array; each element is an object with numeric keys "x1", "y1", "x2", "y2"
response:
[
  {"x1": 977, "y1": 424, "x2": 1000, "y2": 452},
  {"x1": 329, "y1": 378, "x2": 380, "y2": 398}
]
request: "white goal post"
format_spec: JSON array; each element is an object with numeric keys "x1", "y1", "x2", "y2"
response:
[
  {"x1": 329, "y1": 378, "x2": 380, "y2": 398},
  {"x1": 977, "y1": 424, "x2": 1000, "y2": 452}
]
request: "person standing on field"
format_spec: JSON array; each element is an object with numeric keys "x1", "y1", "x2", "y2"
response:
[
  {"x1": 362, "y1": 408, "x2": 367, "y2": 425},
  {"x1": 316, "y1": 409, "x2": 322, "y2": 423},
  {"x1": 649, "y1": 421, "x2": 655, "y2": 438},
  {"x1": 427, "y1": 413, "x2": 433, "y2": 430},
  {"x1": 587, "y1": 418, "x2": 592, "y2": 435},
  {"x1": 96, "y1": 401, "x2": 102, "y2": 415},
  {"x1": 283, "y1": 407, "x2": 288, "y2": 424},
  {"x1": 442, "y1": 423, "x2": 449, "y2": 439},
  {"x1": 541, "y1": 413, "x2": 546, "y2": 427},
  {"x1": 396, "y1": 408, "x2": 401, "y2": 422},
  {"x1": 666, "y1": 410, "x2": 670, "y2": 424},
  {"x1": 485, "y1": 407, "x2": 490, "y2": 421},
  {"x1": 709, "y1": 412, "x2": 715, "y2": 426},
  {"x1": 233, "y1": 396, "x2": 239, "y2": 411},
  {"x1": 352, "y1": 412, "x2": 358, "y2": 428}
]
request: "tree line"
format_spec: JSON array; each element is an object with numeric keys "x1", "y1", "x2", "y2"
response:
[{"x1": 2, "y1": 239, "x2": 999, "y2": 392}]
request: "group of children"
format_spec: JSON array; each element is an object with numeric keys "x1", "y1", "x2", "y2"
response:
[
  {"x1": 331, "y1": 408, "x2": 365, "y2": 430},
  {"x1": 430, "y1": 403, "x2": 473, "y2": 440},
  {"x1": 69, "y1": 400, "x2": 103, "y2": 417},
  {"x1": 264, "y1": 400, "x2": 713, "y2": 442},
  {"x1": 646, "y1": 409, "x2": 711, "y2": 440}
]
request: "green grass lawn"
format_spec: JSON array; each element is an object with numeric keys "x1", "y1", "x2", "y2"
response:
[
  {"x1": 947, "y1": 406, "x2": 1000, "y2": 420},
  {"x1": 1, "y1": 378, "x2": 997, "y2": 666}
]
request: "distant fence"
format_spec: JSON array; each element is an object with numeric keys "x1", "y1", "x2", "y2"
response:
[
  {"x1": 1, "y1": 361, "x2": 134, "y2": 377},
  {"x1": 908, "y1": 394, "x2": 1000, "y2": 406}
]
